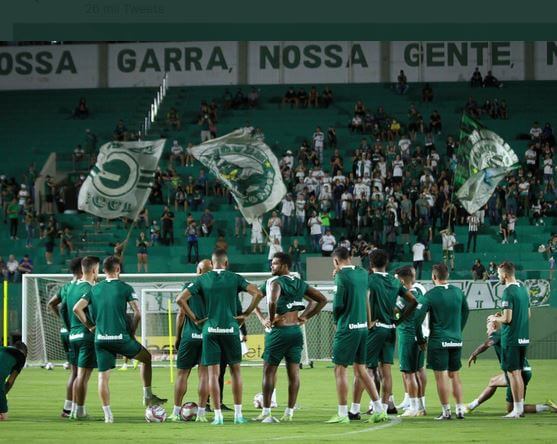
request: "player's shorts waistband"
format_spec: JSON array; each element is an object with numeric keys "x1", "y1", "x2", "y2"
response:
[{"x1": 376, "y1": 322, "x2": 396, "y2": 329}]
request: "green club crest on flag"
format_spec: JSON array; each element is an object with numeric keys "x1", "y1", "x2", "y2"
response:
[
  {"x1": 189, "y1": 128, "x2": 286, "y2": 223},
  {"x1": 78, "y1": 140, "x2": 165, "y2": 219},
  {"x1": 455, "y1": 115, "x2": 519, "y2": 214}
]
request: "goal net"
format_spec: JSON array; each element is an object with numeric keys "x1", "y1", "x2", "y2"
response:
[{"x1": 22, "y1": 273, "x2": 338, "y2": 367}]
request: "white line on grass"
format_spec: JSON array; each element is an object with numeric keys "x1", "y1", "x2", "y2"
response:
[{"x1": 216, "y1": 417, "x2": 402, "y2": 444}]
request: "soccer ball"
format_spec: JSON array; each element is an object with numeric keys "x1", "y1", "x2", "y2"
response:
[
  {"x1": 180, "y1": 402, "x2": 198, "y2": 421},
  {"x1": 63, "y1": 362, "x2": 70, "y2": 370},
  {"x1": 253, "y1": 392, "x2": 264, "y2": 409},
  {"x1": 45, "y1": 362, "x2": 54, "y2": 370},
  {"x1": 145, "y1": 405, "x2": 167, "y2": 423}
]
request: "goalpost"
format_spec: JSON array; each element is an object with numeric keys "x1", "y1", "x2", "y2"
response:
[{"x1": 22, "y1": 273, "x2": 339, "y2": 367}]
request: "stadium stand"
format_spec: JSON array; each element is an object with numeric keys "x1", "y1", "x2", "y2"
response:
[{"x1": 1, "y1": 81, "x2": 556, "y2": 289}]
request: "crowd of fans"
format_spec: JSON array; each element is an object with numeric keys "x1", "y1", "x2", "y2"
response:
[{"x1": 2, "y1": 68, "x2": 557, "y2": 277}]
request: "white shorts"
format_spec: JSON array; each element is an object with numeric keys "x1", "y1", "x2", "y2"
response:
[{"x1": 251, "y1": 231, "x2": 263, "y2": 244}]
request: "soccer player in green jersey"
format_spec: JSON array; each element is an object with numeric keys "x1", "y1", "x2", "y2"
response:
[
  {"x1": 352, "y1": 249, "x2": 417, "y2": 417},
  {"x1": 394, "y1": 266, "x2": 427, "y2": 417},
  {"x1": 488, "y1": 261, "x2": 531, "y2": 418},
  {"x1": 416, "y1": 263, "x2": 469, "y2": 420},
  {"x1": 467, "y1": 319, "x2": 556, "y2": 414},
  {"x1": 47, "y1": 256, "x2": 82, "y2": 418},
  {"x1": 327, "y1": 247, "x2": 388, "y2": 424},
  {"x1": 66, "y1": 256, "x2": 99, "y2": 420},
  {"x1": 74, "y1": 255, "x2": 166, "y2": 423},
  {"x1": 177, "y1": 249, "x2": 263, "y2": 425},
  {"x1": 253, "y1": 252, "x2": 327, "y2": 423},
  {"x1": 170, "y1": 259, "x2": 213, "y2": 422},
  {"x1": 0, "y1": 341, "x2": 27, "y2": 421}
]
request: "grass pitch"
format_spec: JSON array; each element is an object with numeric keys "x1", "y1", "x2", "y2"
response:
[{"x1": 2, "y1": 360, "x2": 556, "y2": 443}]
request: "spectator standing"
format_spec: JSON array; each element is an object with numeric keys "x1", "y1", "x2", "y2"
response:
[
  {"x1": 267, "y1": 237, "x2": 283, "y2": 269},
  {"x1": 250, "y1": 216, "x2": 264, "y2": 253},
  {"x1": 166, "y1": 107, "x2": 181, "y2": 130},
  {"x1": 412, "y1": 241, "x2": 425, "y2": 279},
  {"x1": 280, "y1": 194, "x2": 295, "y2": 235},
  {"x1": 470, "y1": 67, "x2": 483, "y2": 87},
  {"x1": 312, "y1": 127, "x2": 325, "y2": 164},
  {"x1": 7, "y1": 197, "x2": 19, "y2": 239},
  {"x1": 161, "y1": 206, "x2": 175, "y2": 245},
  {"x1": 200, "y1": 208, "x2": 214, "y2": 237},
  {"x1": 44, "y1": 221, "x2": 56, "y2": 265},
  {"x1": 136, "y1": 231, "x2": 150, "y2": 273},
  {"x1": 268, "y1": 211, "x2": 282, "y2": 243},
  {"x1": 186, "y1": 221, "x2": 199, "y2": 264},
  {"x1": 308, "y1": 211, "x2": 322, "y2": 252},
  {"x1": 288, "y1": 239, "x2": 305, "y2": 277},
  {"x1": 397, "y1": 70, "x2": 409, "y2": 94},
  {"x1": 466, "y1": 212, "x2": 480, "y2": 253},
  {"x1": 295, "y1": 193, "x2": 307, "y2": 235},
  {"x1": 441, "y1": 228, "x2": 457, "y2": 272},
  {"x1": 319, "y1": 229, "x2": 336, "y2": 257}
]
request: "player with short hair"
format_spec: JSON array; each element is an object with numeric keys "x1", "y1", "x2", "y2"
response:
[
  {"x1": 0, "y1": 341, "x2": 27, "y2": 421},
  {"x1": 394, "y1": 266, "x2": 427, "y2": 417},
  {"x1": 352, "y1": 249, "x2": 417, "y2": 417},
  {"x1": 73, "y1": 255, "x2": 166, "y2": 423},
  {"x1": 47, "y1": 256, "x2": 82, "y2": 417},
  {"x1": 467, "y1": 319, "x2": 556, "y2": 414},
  {"x1": 327, "y1": 247, "x2": 388, "y2": 424},
  {"x1": 253, "y1": 252, "x2": 327, "y2": 423},
  {"x1": 170, "y1": 259, "x2": 213, "y2": 422},
  {"x1": 66, "y1": 256, "x2": 100, "y2": 420},
  {"x1": 488, "y1": 261, "x2": 531, "y2": 418},
  {"x1": 177, "y1": 249, "x2": 263, "y2": 425},
  {"x1": 416, "y1": 263, "x2": 469, "y2": 420}
]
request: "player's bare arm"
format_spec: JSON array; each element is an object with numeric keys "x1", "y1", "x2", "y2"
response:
[
  {"x1": 468, "y1": 338, "x2": 495, "y2": 366},
  {"x1": 127, "y1": 299, "x2": 141, "y2": 336},
  {"x1": 175, "y1": 309, "x2": 186, "y2": 349},
  {"x1": 47, "y1": 295, "x2": 61, "y2": 318},
  {"x1": 176, "y1": 288, "x2": 207, "y2": 326},
  {"x1": 235, "y1": 283, "x2": 263, "y2": 324},
  {"x1": 267, "y1": 281, "x2": 280, "y2": 325},
  {"x1": 4, "y1": 371, "x2": 20, "y2": 394},
  {"x1": 299, "y1": 286, "x2": 327, "y2": 323},
  {"x1": 73, "y1": 298, "x2": 95, "y2": 332}
]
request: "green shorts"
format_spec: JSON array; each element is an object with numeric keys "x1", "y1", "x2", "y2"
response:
[
  {"x1": 501, "y1": 345, "x2": 527, "y2": 372},
  {"x1": 443, "y1": 250, "x2": 455, "y2": 261},
  {"x1": 398, "y1": 339, "x2": 420, "y2": 373},
  {"x1": 0, "y1": 383, "x2": 7, "y2": 414},
  {"x1": 366, "y1": 326, "x2": 395, "y2": 368},
  {"x1": 70, "y1": 339, "x2": 97, "y2": 369},
  {"x1": 427, "y1": 347, "x2": 461, "y2": 372},
  {"x1": 263, "y1": 325, "x2": 303, "y2": 366},
  {"x1": 332, "y1": 328, "x2": 367, "y2": 366},
  {"x1": 202, "y1": 333, "x2": 242, "y2": 366},
  {"x1": 505, "y1": 369, "x2": 532, "y2": 403},
  {"x1": 60, "y1": 331, "x2": 72, "y2": 363},
  {"x1": 95, "y1": 340, "x2": 142, "y2": 372},
  {"x1": 177, "y1": 336, "x2": 203, "y2": 370}
]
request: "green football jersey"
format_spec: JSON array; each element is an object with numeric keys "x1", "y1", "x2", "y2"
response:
[
  {"x1": 68, "y1": 280, "x2": 95, "y2": 342},
  {"x1": 500, "y1": 283, "x2": 530, "y2": 347},
  {"x1": 333, "y1": 266, "x2": 369, "y2": 331},
  {"x1": 369, "y1": 272, "x2": 407, "y2": 326},
  {"x1": 58, "y1": 281, "x2": 75, "y2": 333},
  {"x1": 396, "y1": 284, "x2": 425, "y2": 341},
  {"x1": 418, "y1": 284, "x2": 469, "y2": 349},
  {"x1": 0, "y1": 346, "x2": 26, "y2": 379},
  {"x1": 188, "y1": 269, "x2": 249, "y2": 334},
  {"x1": 260, "y1": 275, "x2": 308, "y2": 316},
  {"x1": 182, "y1": 280, "x2": 207, "y2": 340},
  {"x1": 83, "y1": 279, "x2": 137, "y2": 342}
]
